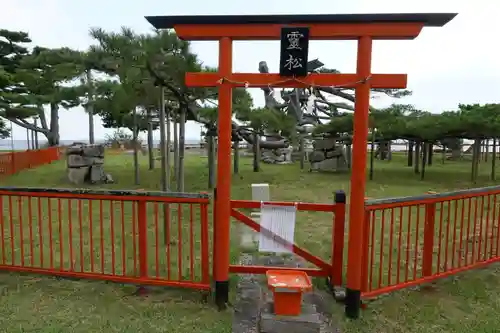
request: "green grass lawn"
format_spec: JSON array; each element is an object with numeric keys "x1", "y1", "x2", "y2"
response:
[{"x1": 0, "y1": 151, "x2": 500, "y2": 332}]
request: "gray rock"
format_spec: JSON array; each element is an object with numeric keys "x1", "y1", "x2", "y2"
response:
[
  {"x1": 313, "y1": 138, "x2": 336, "y2": 150},
  {"x1": 87, "y1": 157, "x2": 104, "y2": 165},
  {"x1": 67, "y1": 167, "x2": 89, "y2": 185},
  {"x1": 65, "y1": 147, "x2": 83, "y2": 155},
  {"x1": 325, "y1": 150, "x2": 342, "y2": 158},
  {"x1": 82, "y1": 144, "x2": 105, "y2": 157},
  {"x1": 104, "y1": 173, "x2": 114, "y2": 184},
  {"x1": 67, "y1": 154, "x2": 87, "y2": 168},
  {"x1": 310, "y1": 156, "x2": 348, "y2": 172},
  {"x1": 66, "y1": 143, "x2": 111, "y2": 184},
  {"x1": 89, "y1": 165, "x2": 106, "y2": 184},
  {"x1": 308, "y1": 151, "x2": 325, "y2": 163},
  {"x1": 260, "y1": 302, "x2": 321, "y2": 333}
]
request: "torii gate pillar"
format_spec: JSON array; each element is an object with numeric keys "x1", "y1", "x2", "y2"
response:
[{"x1": 147, "y1": 13, "x2": 456, "y2": 319}]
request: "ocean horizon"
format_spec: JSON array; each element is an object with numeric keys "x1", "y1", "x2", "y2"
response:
[{"x1": 0, "y1": 139, "x2": 203, "y2": 151}]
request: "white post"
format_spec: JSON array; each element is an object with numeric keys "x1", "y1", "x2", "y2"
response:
[{"x1": 240, "y1": 183, "x2": 270, "y2": 250}]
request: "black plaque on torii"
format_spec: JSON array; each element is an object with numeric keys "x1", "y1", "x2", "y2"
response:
[{"x1": 279, "y1": 27, "x2": 310, "y2": 77}]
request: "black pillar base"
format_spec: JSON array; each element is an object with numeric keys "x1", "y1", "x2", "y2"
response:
[
  {"x1": 215, "y1": 280, "x2": 229, "y2": 311},
  {"x1": 345, "y1": 288, "x2": 361, "y2": 319}
]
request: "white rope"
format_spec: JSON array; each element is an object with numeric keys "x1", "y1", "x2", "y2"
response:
[{"x1": 215, "y1": 75, "x2": 372, "y2": 89}]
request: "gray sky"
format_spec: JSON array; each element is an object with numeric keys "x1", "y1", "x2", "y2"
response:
[{"x1": 3, "y1": 0, "x2": 499, "y2": 142}]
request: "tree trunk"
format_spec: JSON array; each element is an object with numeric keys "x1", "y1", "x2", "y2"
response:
[
  {"x1": 233, "y1": 141, "x2": 240, "y2": 174},
  {"x1": 132, "y1": 107, "x2": 140, "y2": 185},
  {"x1": 346, "y1": 143, "x2": 352, "y2": 169},
  {"x1": 484, "y1": 140, "x2": 488, "y2": 162},
  {"x1": 147, "y1": 109, "x2": 155, "y2": 170},
  {"x1": 369, "y1": 137, "x2": 375, "y2": 180},
  {"x1": 407, "y1": 140, "x2": 414, "y2": 166},
  {"x1": 159, "y1": 88, "x2": 168, "y2": 191},
  {"x1": 378, "y1": 141, "x2": 389, "y2": 160},
  {"x1": 86, "y1": 70, "x2": 95, "y2": 145},
  {"x1": 47, "y1": 103, "x2": 60, "y2": 146},
  {"x1": 30, "y1": 128, "x2": 35, "y2": 150},
  {"x1": 165, "y1": 106, "x2": 171, "y2": 190},
  {"x1": 427, "y1": 143, "x2": 433, "y2": 166},
  {"x1": 451, "y1": 147, "x2": 461, "y2": 159},
  {"x1": 441, "y1": 144, "x2": 446, "y2": 164},
  {"x1": 299, "y1": 136, "x2": 305, "y2": 170},
  {"x1": 173, "y1": 117, "x2": 179, "y2": 181},
  {"x1": 34, "y1": 118, "x2": 39, "y2": 149},
  {"x1": 491, "y1": 138, "x2": 496, "y2": 181},
  {"x1": 414, "y1": 141, "x2": 420, "y2": 174},
  {"x1": 471, "y1": 138, "x2": 481, "y2": 183},
  {"x1": 177, "y1": 108, "x2": 186, "y2": 192},
  {"x1": 253, "y1": 132, "x2": 260, "y2": 172},
  {"x1": 421, "y1": 143, "x2": 427, "y2": 180},
  {"x1": 208, "y1": 135, "x2": 215, "y2": 189},
  {"x1": 387, "y1": 141, "x2": 392, "y2": 161},
  {"x1": 26, "y1": 128, "x2": 30, "y2": 150}
]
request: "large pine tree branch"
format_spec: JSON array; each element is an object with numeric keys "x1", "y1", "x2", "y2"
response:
[{"x1": 8, "y1": 117, "x2": 49, "y2": 133}]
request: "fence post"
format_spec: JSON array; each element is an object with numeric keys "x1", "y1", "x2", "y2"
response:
[
  {"x1": 200, "y1": 201, "x2": 210, "y2": 286},
  {"x1": 422, "y1": 203, "x2": 436, "y2": 277},
  {"x1": 137, "y1": 200, "x2": 148, "y2": 284},
  {"x1": 331, "y1": 190, "x2": 346, "y2": 287},
  {"x1": 360, "y1": 210, "x2": 371, "y2": 293},
  {"x1": 212, "y1": 187, "x2": 218, "y2": 286}
]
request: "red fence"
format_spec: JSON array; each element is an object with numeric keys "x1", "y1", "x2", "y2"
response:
[
  {"x1": 4, "y1": 180, "x2": 500, "y2": 314},
  {"x1": 0, "y1": 187, "x2": 210, "y2": 290},
  {"x1": 0, "y1": 147, "x2": 61, "y2": 176},
  {"x1": 362, "y1": 185, "x2": 500, "y2": 299}
]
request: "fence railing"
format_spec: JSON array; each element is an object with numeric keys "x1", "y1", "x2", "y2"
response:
[
  {"x1": 0, "y1": 147, "x2": 61, "y2": 176},
  {"x1": 362, "y1": 185, "x2": 500, "y2": 298},
  {"x1": 0, "y1": 187, "x2": 211, "y2": 290}
]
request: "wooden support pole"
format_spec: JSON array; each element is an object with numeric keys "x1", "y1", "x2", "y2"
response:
[
  {"x1": 214, "y1": 37, "x2": 233, "y2": 309},
  {"x1": 345, "y1": 36, "x2": 372, "y2": 319}
]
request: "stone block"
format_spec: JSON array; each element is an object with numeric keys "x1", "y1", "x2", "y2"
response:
[
  {"x1": 89, "y1": 165, "x2": 105, "y2": 184},
  {"x1": 67, "y1": 154, "x2": 87, "y2": 168},
  {"x1": 308, "y1": 151, "x2": 325, "y2": 163},
  {"x1": 259, "y1": 301, "x2": 321, "y2": 333},
  {"x1": 251, "y1": 184, "x2": 270, "y2": 202},
  {"x1": 326, "y1": 149, "x2": 342, "y2": 158},
  {"x1": 311, "y1": 157, "x2": 348, "y2": 172},
  {"x1": 82, "y1": 144, "x2": 105, "y2": 157},
  {"x1": 67, "y1": 167, "x2": 89, "y2": 185},
  {"x1": 66, "y1": 146, "x2": 83, "y2": 155},
  {"x1": 312, "y1": 138, "x2": 336, "y2": 150},
  {"x1": 87, "y1": 157, "x2": 104, "y2": 165}
]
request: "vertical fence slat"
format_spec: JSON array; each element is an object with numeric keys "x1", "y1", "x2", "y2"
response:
[
  {"x1": 137, "y1": 200, "x2": 148, "y2": 279},
  {"x1": 18, "y1": 196, "x2": 25, "y2": 266},
  {"x1": 110, "y1": 201, "x2": 115, "y2": 276},
  {"x1": 413, "y1": 205, "x2": 421, "y2": 279},
  {"x1": 200, "y1": 202, "x2": 210, "y2": 286},
  {"x1": 8, "y1": 196, "x2": 14, "y2": 265},
  {"x1": 58, "y1": 199, "x2": 63, "y2": 270},
  {"x1": 178, "y1": 203, "x2": 183, "y2": 281},
  {"x1": 458, "y1": 199, "x2": 465, "y2": 267},
  {"x1": 99, "y1": 201, "x2": 105, "y2": 274},
  {"x1": 422, "y1": 203, "x2": 435, "y2": 278},
  {"x1": 68, "y1": 199, "x2": 74, "y2": 272}
]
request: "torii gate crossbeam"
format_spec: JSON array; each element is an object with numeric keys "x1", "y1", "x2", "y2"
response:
[{"x1": 146, "y1": 12, "x2": 456, "y2": 319}]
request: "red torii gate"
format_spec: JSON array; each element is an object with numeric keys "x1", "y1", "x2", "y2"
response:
[{"x1": 147, "y1": 13, "x2": 456, "y2": 318}]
